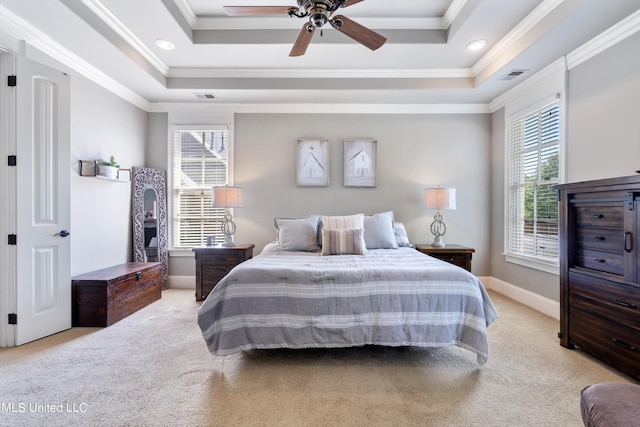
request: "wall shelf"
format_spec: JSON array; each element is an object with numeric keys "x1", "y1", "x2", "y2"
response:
[{"x1": 79, "y1": 160, "x2": 130, "y2": 182}]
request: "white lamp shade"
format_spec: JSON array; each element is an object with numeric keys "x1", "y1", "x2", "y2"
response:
[
  {"x1": 424, "y1": 187, "x2": 456, "y2": 210},
  {"x1": 211, "y1": 186, "x2": 243, "y2": 208}
]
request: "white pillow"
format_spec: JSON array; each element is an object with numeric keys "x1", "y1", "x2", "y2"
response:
[
  {"x1": 321, "y1": 227, "x2": 367, "y2": 256},
  {"x1": 363, "y1": 211, "x2": 398, "y2": 249},
  {"x1": 274, "y1": 215, "x2": 321, "y2": 251},
  {"x1": 393, "y1": 222, "x2": 412, "y2": 247}
]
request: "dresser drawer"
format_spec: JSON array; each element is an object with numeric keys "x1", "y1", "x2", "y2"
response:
[
  {"x1": 575, "y1": 248, "x2": 624, "y2": 275},
  {"x1": 568, "y1": 271, "x2": 640, "y2": 329},
  {"x1": 575, "y1": 205, "x2": 623, "y2": 228},
  {"x1": 569, "y1": 308, "x2": 640, "y2": 379},
  {"x1": 576, "y1": 227, "x2": 624, "y2": 252}
]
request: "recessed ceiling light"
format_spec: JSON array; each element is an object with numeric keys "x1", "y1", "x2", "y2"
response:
[
  {"x1": 155, "y1": 39, "x2": 175, "y2": 50},
  {"x1": 466, "y1": 39, "x2": 487, "y2": 51}
]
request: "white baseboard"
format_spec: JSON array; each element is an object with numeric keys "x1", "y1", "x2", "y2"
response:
[
  {"x1": 484, "y1": 276, "x2": 560, "y2": 320},
  {"x1": 168, "y1": 275, "x2": 195, "y2": 289}
]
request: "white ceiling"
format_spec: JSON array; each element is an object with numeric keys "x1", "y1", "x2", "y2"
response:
[{"x1": 1, "y1": 0, "x2": 639, "y2": 110}]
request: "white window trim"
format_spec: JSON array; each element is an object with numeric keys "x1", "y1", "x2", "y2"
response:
[
  {"x1": 168, "y1": 123, "x2": 235, "y2": 250},
  {"x1": 503, "y1": 69, "x2": 566, "y2": 275}
]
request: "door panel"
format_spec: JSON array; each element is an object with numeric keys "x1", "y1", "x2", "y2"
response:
[{"x1": 15, "y1": 56, "x2": 70, "y2": 345}]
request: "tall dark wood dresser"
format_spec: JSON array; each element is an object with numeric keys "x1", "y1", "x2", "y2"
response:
[{"x1": 556, "y1": 175, "x2": 640, "y2": 379}]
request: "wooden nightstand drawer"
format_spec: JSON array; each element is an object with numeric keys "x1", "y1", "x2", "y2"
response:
[
  {"x1": 193, "y1": 244, "x2": 254, "y2": 301},
  {"x1": 414, "y1": 244, "x2": 475, "y2": 272}
]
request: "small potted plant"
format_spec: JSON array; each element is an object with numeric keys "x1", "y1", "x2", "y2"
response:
[{"x1": 96, "y1": 156, "x2": 120, "y2": 179}]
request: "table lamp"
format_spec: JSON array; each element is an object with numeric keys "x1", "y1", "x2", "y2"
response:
[
  {"x1": 424, "y1": 187, "x2": 456, "y2": 247},
  {"x1": 211, "y1": 185, "x2": 242, "y2": 246}
]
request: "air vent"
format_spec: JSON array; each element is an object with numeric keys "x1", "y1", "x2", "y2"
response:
[
  {"x1": 194, "y1": 93, "x2": 216, "y2": 100},
  {"x1": 499, "y1": 69, "x2": 528, "y2": 81}
]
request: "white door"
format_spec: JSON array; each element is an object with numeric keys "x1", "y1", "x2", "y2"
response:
[{"x1": 15, "y1": 56, "x2": 71, "y2": 345}]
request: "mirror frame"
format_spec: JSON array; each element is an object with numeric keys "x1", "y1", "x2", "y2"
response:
[{"x1": 132, "y1": 167, "x2": 168, "y2": 289}]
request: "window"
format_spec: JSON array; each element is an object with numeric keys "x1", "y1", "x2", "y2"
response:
[
  {"x1": 172, "y1": 128, "x2": 229, "y2": 248},
  {"x1": 507, "y1": 100, "x2": 560, "y2": 265}
]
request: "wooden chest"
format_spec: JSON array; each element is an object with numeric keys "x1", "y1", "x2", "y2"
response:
[{"x1": 72, "y1": 262, "x2": 162, "y2": 327}]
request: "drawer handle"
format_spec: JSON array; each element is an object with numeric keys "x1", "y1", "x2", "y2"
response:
[
  {"x1": 594, "y1": 258, "x2": 607, "y2": 263},
  {"x1": 612, "y1": 338, "x2": 637, "y2": 352},
  {"x1": 593, "y1": 214, "x2": 604, "y2": 219},
  {"x1": 625, "y1": 232, "x2": 633, "y2": 252},
  {"x1": 612, "y1": 299, "x2": 637, "y2": 309},
  {"x1": 136, "y1": 271, "x2": 142, "y2": 280},
  {"x1": 593, "y1": 236, "x2": 606, "y2": 241}
]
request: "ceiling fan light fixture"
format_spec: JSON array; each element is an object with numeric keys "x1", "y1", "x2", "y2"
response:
[{"x1": 466, "y1": 39, "x2": 487, "y2": 51}]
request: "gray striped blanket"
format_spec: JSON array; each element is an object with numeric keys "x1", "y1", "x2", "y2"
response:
[{"x1": 198, "y1": 246, "x2": 498, "y2": 364}]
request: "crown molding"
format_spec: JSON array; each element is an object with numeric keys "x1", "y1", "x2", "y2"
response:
[
  {"x1": 148, "y1": 102, "x2": 490, "y2": 115},
  {"x1": 488, "y1": 58, "x2": 564, "y2": 113},
  {"x1": 193, "y1": 16, "x2": 444, "y2": 31},
  {"x1": 80, "y1": 0, "x2": 169, "y2": 75},
  {"x1": 171, "y1": 0, "x2": 197, "y2": 28},
  {"x1": 489, "y1": 7, "x2": 640, "y2": 112},
  {"x1": 566, "y1": 8, "x2": 640, "y2": 69},
  {"x1": 0, "y1": 6, "x2": 150, "y2": 111},
  {"x1": 443, "y1": 0, "x2": 468, "y2": 28},
  {"x1": 471, "y1": 0, "x2": 563, "y2": 77},
  {"x1": 168, "y1": 67, "x2": 474, "y2": 79}
]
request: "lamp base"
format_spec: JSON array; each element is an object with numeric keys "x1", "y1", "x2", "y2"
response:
[
  {"x1": 431, "y1": 235, "x2": 445, "y2": 248},
  {"x1": 221, "y1": 234, "x2": 235, "y2": 247}
]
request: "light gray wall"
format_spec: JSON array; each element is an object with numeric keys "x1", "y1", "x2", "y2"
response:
[
  {"x1": 69, "y1": 74, "x2": 147, "y2": 276},
  {"x1": 231, "y1": 113, "x2": 492, "y2": 275},
  {"x1": 566, "y1": 32, "x2": 640, "y2": 182},
  {"x1": 490, "y1": 31, "x2": 640, "y2": 302},
  {"x1": 146, "y1": 112, "x2": 169, "y2": 170}
]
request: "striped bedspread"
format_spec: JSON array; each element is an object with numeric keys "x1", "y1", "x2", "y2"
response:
[{"x1": 198, "y1": 246, "x2": 498, "y2": 364}]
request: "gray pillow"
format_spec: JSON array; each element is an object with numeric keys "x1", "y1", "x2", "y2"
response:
[
  {"x1": 363, "y1": 211, "x2": 398, "y2": 249},
  {"x1": 274, "y1": 215, "x2": 321, "y2": 251},
  {"x1": 393, "y1": 222, "x2": 412, "y2": 247}
]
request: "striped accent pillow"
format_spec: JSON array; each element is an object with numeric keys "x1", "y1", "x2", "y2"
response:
[
  {"x1": 321, "y1": 213, "x2": 364, "y2": 230},
  {"x1": 321, "y1": 227, "x2": 367, "y2": 256}
]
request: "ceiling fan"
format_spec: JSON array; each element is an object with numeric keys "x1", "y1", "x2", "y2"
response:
[{"x1": 223, "y1": 0, "x2": 387, "y2": 57}]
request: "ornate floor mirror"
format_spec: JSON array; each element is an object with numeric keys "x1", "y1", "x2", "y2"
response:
[{"x1": 132, "y1": 167, "x2": 168, "y2": 289}]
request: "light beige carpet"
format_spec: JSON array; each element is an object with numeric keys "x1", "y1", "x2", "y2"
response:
[{"x1": 0, "y1": 289, "x2": 636, "y2": 427}]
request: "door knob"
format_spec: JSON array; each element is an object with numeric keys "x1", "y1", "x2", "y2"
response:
[{"x1": 56, "y1": 230, "x2": 70, "y2": 237}]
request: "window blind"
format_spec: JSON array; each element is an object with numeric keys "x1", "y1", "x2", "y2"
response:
[
  {"x1": 508, "y1": 101, "x2": 560, "y2": 261},
  {"x1": 172, "y1": 129, "x2": 229, "y2": 248}
]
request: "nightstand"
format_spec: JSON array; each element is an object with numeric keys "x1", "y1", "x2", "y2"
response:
[
  {"x1": 415, "y1": 244, "x2": 475, "y2": 272},
  {"x1": 193, "y1": 244, "x2": 254, "y2": 301}
]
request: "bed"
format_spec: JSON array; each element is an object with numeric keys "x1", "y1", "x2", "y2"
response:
[{"x1": 197, "y1": 213, "x2": 498, "y2": 364}]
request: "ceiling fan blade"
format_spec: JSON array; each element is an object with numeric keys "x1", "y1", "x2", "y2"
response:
[
  {"x1": 340, "y1": 0, "x2": 365, "y2": 7},
  {"x1": 331, "y1": 15, "x2": 386, "y2": 51},
  {"x1": 223, "y1": 6, "x2": 293, "y2": 16},
  {"x1": 290, "y1": 24, "x2": 315, "y2": 57}
]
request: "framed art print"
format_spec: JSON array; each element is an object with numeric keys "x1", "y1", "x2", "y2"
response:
[
  {"x1": 344, "y1": 139, "x2": 376, "y2": 187},
  {"x1": 295, "y1": 138, "x2": 329, "y2": 186}
]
